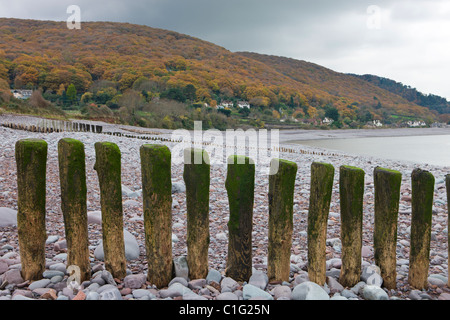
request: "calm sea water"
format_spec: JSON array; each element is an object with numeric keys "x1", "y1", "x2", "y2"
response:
[{"x1": 291, "y1": 135, "x2": 450, "y2": 167}]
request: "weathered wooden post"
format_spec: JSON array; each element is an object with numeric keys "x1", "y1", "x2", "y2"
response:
[
  {"x1": 183, "y1": 148, "x2": 210, "y2": 280},
  {"x1": 94, "y1": 142, "x2": 127, "y2": 279},
  {"x1": 339, "y1": 165, "x2": 365, "y2": 287},
  {"x1": 374, "y1": 167, "x2": 402, "y2": 289},
  {"x1": 15, "y1": 139, "x2": 48, "y2": 281},
  {"x1": 307, "y1": 162, "x2": 335, "y2": 285},
  {"x1": 408, "y1": 168, "x2": 434, "y2": 289},
  {"x1": 268, "y1": 158, "x2": 298, "y2": 283},
  {"x1": 447, "y1": 174, "x2": 450, "y2": 288},
  {"x1": 58, "y1": 138, "x2": 91, "y2": 282},
  {"x1": 225, "y1": 155, "x2": 255, "y2": 282},
  {"x1": 140, "y1": 145, "x2": 173, "y2": 288}
]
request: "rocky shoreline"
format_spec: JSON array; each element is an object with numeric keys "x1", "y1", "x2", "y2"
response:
[{"x1": 0, "y1": 121, "x2": 449, "y2": 301}]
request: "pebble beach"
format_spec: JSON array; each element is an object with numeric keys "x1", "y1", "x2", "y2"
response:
[{"x1": 0, "y1": 116, "x2": 450, "y2": 301}]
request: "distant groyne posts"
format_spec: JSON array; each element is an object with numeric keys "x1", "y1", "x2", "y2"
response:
[
  {"x1": 11, "y1": 138, "x2": 445, "y2": 290},
  {"x1": 0, "y1": 118, "x2": 343, "y2": 158},
  {"x1": 1, "y1": 119, "x2": 103, "y2": 134}
]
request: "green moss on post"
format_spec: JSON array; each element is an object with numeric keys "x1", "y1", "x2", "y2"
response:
[
  {"x1": 225, "y1": 155, "x2": 255, "y2": 282},
  {"x1": 307, "y1": 162, "x2": 335, "y2": 286},
  {"x1": 408, "y1": 168, "x2": 434, "y2": 289},
  {"x1": 140, "y1": 144, "x2": 173, "y2": 288},
  {"x1": 339, "y1": 165, "x2": 365, "y2": 288},
  {"x1": 373, "y1": 167, "x2": 401, "y2": 290},
  {"x1": 268, "y1": 158, "x2": 298, "y2": 283},
  {"x1": 183, "y1": 148, "x2": 211, "y2": 280},
  {"x1": 94, "y1": 142, "x2": 127, "y2": 279},
  {"x1": 15, "y1": 139, "x2": 48, "y2": 281},
  {"x1": 58, "y1": 139, "x2": 90, "y2": 282}
]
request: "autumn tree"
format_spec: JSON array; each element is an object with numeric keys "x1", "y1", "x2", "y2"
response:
[
  {"x1": 57, "y1": 84, "x2": 65, "y2": 96},
  {"x1": 183, "y1": 84, "x2": 197, "y2": 102},
  {"x1": 66, "y1": 84, "x2": 77, "y2": 102},
  {"x1": 29, "y1": 90, "x2": 52, "y2": 109},
  {"x1": 0, "y1": 78, "x2": 11, "y2": 102},
  {"x1": 325, "y1": 105, "x2": 340, "y2": 121}
]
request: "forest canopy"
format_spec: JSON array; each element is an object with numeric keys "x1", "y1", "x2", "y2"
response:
[{"x1": 0, "y1": 18, "x2": 444, "y2": 128}]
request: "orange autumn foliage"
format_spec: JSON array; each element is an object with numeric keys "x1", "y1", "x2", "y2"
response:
[{"x1": 0, "y1": 18, "x2": 437, "y2": 122}]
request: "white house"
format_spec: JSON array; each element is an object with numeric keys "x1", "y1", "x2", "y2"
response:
[
  {"x1": 407, "y1": 120, "x2": 426, "y2": 127},
  {"x1": 237, "y1": 101, "x2": 250, "y2": 109},
  {"x1": 217, "y1": 100, "x2": 233, "y2": 109},
  {"x1": 221, "y1": 100, "x2": 234, "y2": 108},
  {"x1": 373, "y1": 120, "x2": 383, "y2": 127},
  {"x1": 322, "y1": 117, "x2": 334, "y2": 125},
  {"x1": 11, "y1": 90, "x2": 33, "y2": 100}
]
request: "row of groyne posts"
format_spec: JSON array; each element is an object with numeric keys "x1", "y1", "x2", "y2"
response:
[
  {"x1": 1, "y1": 119, "x2": 339, "y2": 157},
  {"x1": 12, "y1": 137, "x2": 449, "y2": 291},
  {"x1": 2, "y1": 120, "x2": 103, "y2": 134}
]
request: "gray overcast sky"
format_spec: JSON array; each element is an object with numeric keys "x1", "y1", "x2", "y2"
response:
[{"x1": 1, "y1": 0, "x2": 450, "y2": 99}]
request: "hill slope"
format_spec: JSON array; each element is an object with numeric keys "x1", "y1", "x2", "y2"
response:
[
  {"x1": 0, "y1": 18, "x2": 439, "y2": 125},
  {"x1": 349, "y1": 73, "x2": 450, "y2": 115},
  {"x1": 236, "y1": 52, "x2": 437, "y2": 123}
]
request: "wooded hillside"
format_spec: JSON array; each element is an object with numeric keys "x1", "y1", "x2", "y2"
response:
[{"x1": 0, "y1": 18, "x2": 442, "y2": 127}]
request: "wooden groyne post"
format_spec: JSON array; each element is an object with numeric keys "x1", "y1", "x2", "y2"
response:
[
  {"x1": 307, "y1": 162, "x2": 335, "y2": 285},
  {"x1": 58, "y1": 138, "x2": 91, "y2": 282},
  {"x1": 373, "y1": 167, "x2": 402, "y2": 289},
  {"x1": 408, "y1": 168, "x2": 434, "y2": 289},
  {"x1": 183, "y1": 148, "x2": 211, "y2": 280},
  {"x1": 339, "y1": 165, "x2": 365, "y2": 287},
  {"x1": 15, "y1": 139, "x2": 48, "y2": 281},
  {"x1": 94, "y1": 142, "x2": 127, "y2": 279},
  {"x1": 225, "y1": 155, "x2": 255, "y2": 282},
  {"x1": 140, "y1": 145, "x2": 173, "y2": 288},
  {"x1": 268, "y1": 158, "x2": 298, "y2": 283}
]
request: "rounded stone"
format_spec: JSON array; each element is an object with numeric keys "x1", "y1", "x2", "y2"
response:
[
  {"x1": 292, "y1": 281, "x2": 329, "y2": 300},
  {"x1": 217, "y1": 292, "x2": 239, "y2": 300},
  {"x1": 363, "y1": 285, "x2": 389, "y2": 300}
]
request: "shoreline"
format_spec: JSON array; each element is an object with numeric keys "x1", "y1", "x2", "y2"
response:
[
  {"x1": 279, "y1": 127, "x2": 450, "y2": 143},
  {"x1": 2, "y1": 113, "x2": 450, "y2": 143}
]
